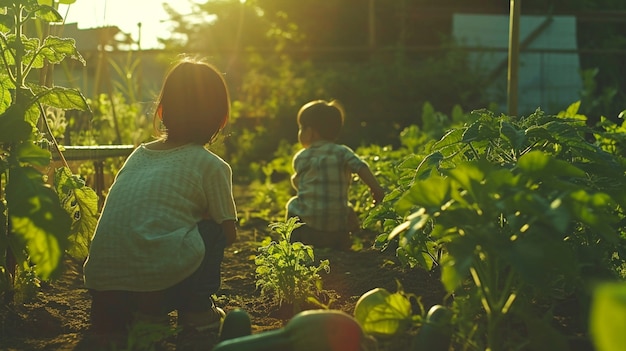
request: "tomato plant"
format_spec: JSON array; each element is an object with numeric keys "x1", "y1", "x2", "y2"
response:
[{"x1": 0, "y1": 0, "x2": 97, "y2": 303}]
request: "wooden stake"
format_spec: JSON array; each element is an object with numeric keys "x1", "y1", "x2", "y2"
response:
[{"x1": 508, "y1": 0, "x2": 521, "y2": 116}]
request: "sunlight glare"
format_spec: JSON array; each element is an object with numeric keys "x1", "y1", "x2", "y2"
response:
[{"x1": 59, "y1": 0, "x2": 198, "y2": 49}]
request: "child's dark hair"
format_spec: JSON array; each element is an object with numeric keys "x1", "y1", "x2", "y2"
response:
[
  {"x1": 154, "y1": 57, "x2": 230, "y2": 145},
  {"x1": 297, "y1": 100, "x2": 344, "y2": 141}
]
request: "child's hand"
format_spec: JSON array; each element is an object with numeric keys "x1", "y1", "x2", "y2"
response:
[{"x1": 371, "y1": 185, "x2": 385, "y2": 205}]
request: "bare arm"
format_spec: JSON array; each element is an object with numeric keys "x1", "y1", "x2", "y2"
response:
[
  {"x1": 357, "y1": 166, "x2": 385, "y2": 204},
  {"x1": 221, "y1": 219, "x2": 238, "y2": 247}
]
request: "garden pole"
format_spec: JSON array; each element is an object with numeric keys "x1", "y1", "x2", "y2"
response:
[{"x1": 508, "y1": 0, "x2": 521, "y2": 116}]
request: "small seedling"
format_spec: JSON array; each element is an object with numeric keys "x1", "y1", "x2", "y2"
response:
[{"x1": 254, "y1": 217, "x2": 330, "y2": 314}]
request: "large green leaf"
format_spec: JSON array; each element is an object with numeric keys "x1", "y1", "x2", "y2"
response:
[
  {"x1": 39, "y1": 36, "x2": 85, "y2": 65},
  {"x1": 500, "y1": 120, "x2": 526, "y2": 151},
  {"x1": 354, "y1": 287, "x2": 413, "y2": 338},
  {"x1": 413, "y1": 151, "x2": 443, "y2": 181},
  {"x1": 395, "y1": 176, "x2": 449, "y2": 214},
  {"x1": 15, "y1": 140, "x2": 51, "y2": 166},
  {"x1": 445, "y1": 161, "x2": 486, "y2": 196},
  {"x1": 0, "y1": 33, "x2": 16, "y2": 66},
  {"x1": 0, "y1": 74, "x2": 15, "y2": 114},
  {"x1": 30, "y1": 85, "x2": 90, "y2": 111},
  {"x1": 568, "y1": 190, "x2": 619, "y2": 244},
  {"x1": 440, "y1": 233, "x2": 480, "y2": 293},
  {"x1": 440, "y1": 257, "x2": 467, "y2": 293},
  {"x1": 30, "y1": 4, "x2": 63, "y2": 23},
  {"x1": 462, "y1": 118, "x2": 499, "y2": 143},
  {"x1": 11, "y1": 86, "x2": 41, "y2": 126},
  {"x1": 9, "y1": 215, "x2": 64, "y2": 280},
  {"x1": 590, "y1": 282, "x2": 626, "y2": 351},
  {"x1": 431, "y1": 128, "x2": 464, "y2": 154},
  {"x1": 0, "y1": 105, "x2": 33, "y2": 142},
  {"x1": 516, "y1": 151, "x2": 586, "y2": 179},
  {"x1": 6, "y1": 166, "x2": 70, "y2": 280},
  {"x1": 20, "y1": 36, "x2": 44, "y2": 69},
  {"x1": 37, "y1": 0, "x2": 77, "y2": 5},
  {"x1": 55, "y1": 167, "x2": 99, "y2": 259},
  {"x1": 23, "y1": 100, "x2": 40, "y2": 126},
  {"x1": 502, "y1": 190, "x2": 572, "y2": 235},
  {"x1": 524, "y1": 125, "x2": 557, "y2": 143}
]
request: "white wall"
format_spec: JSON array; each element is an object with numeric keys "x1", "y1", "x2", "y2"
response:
[{"x1": 453, "y1": 14, "x2": 583, "y2": 115}]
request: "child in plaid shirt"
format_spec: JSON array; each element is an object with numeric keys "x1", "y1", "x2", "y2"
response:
[
  {"x1": 84, "y1": 59, "x2": 237, "y2": 346},
  {"x1": 286, "y1": 100, "x2": 385, "y2": 250}
]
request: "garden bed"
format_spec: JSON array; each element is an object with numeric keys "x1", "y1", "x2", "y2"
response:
[{"x1": 0, "y1": 211, "x2": 445, "y2": 351}]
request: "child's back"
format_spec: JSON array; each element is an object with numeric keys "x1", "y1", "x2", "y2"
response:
[{"x1": 286, "y1": 100, "x2": 384, "y2": 250}]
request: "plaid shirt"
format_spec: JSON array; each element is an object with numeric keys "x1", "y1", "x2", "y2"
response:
[
  {"x1": 84, "y1": 144, "x2": 237, "y2": 292},
  {"x1": 287, "y1": 140, "x2": 367, "y2": 231}
]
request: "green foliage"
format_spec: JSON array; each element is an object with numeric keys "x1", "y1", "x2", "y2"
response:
[
  {"x1": 240, "y1": 140, "x2": 296, "y2": 223},
  {"x1": 590, "y1": 282, "x2": 626, "y2": 351},
  {"x1": 244, "y1": 180, "x2": 291, "y2": 224},
  {"x1": 162, "y1": 1, "x2": 491, "y2": 179},
  {"x1": 353, "y1": 287, "x2": 414, "y2": 339},
  {"x1": 254, "y1": 217, "x2": 330, "y2": 314},
  {"x1": 67, "y1": 92, "x2": 151, "y2": 146},
  {"x1": 54, "y1": 167, "x2": 98, "y2": 258},
  {"x1": 354, "y1": 104, "x2": 473, "y2": 238},
  {"x1": 0, "y1": 0, "x2": 96, "y2": 302},
  {"x1": 380, "y1": 103, "x2": 626, "y2": 349}
]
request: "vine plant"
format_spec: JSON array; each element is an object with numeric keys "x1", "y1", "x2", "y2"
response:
[{"x1": 0, "y1": 0, "x2": 97, "y2": 302}]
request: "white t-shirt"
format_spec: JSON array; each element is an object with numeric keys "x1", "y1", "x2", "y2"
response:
[{"x1": 84, "y1": 143, "x2": 237, "y2": 291}]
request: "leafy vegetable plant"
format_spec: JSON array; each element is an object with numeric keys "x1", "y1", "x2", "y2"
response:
[
  {"x1": 255, "y1": 217, "x2": 330, "y2": 314},
  {"x1": 0, "y1": 0, "x2": 97, "y2": 302},
  {"x1": 380, "y1": 104, "x2": 626, "y2": 349},
  {"x1": 353, "y1": 286, "x2": 414, "y2": 339}
]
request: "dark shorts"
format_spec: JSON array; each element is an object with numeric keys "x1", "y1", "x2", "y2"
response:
[
  {"x1": 88, "y1": 219, "x2": 226, "y2": 335},
  {"x1": 290, "y1": 224, "x2": 352, "y2": 250},
  {"x1": 286, "y1": 209, "x2": 359, "y2": 250}
]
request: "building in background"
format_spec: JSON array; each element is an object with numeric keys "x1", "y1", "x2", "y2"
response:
[
  {"x1": 50, "y1": 23, "x2": 167, "y2": 102},
  {"x1": 453, "y1": 14, "x2": 583, "y2": 115}
]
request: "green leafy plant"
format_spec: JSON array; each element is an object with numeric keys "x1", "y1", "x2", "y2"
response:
[
  {"x1": 353, "y1": 286, "x2": 415, "y2": 339},
  {"x1": 0, "y1": 0, "x2": 97, "y2": 302},
  {"x1": 241, "y1": 140, "x2": 295, "y2": 224},
  {"x1": 379, "y1": 103, "x2": 626, "y2": 349},
  {"x1": 255, "y1": 217, "x2": 330, "y2": 314},
  {"x1": 590, "y1": 282, "x2": 626, "y2": 351}
]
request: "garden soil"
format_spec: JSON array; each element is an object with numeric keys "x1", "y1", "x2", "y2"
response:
[{"x1": 0, "y1": 189, "x2": 445, "y2": 351}]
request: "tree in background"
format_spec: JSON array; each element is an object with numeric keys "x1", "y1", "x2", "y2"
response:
[
  {"x1": 160, "y1": 1, "x2": 488, "y2": 162},
  {"x1": 159, "y1": 0, "x2": 626, "y2": 175}
]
